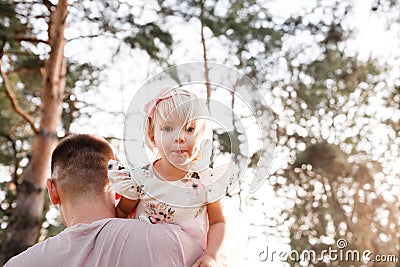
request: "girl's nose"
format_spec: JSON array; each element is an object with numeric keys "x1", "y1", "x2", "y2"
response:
[
  {"x1": 174, "y1": 134, "x2": 185, "y2": 143},
  {"x1": 174, "y1": 137, "x2": 184, "y2": 143}
]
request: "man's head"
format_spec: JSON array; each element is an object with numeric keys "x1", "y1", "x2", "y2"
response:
[{"x1": 49, "y1": 134, "x2": 115, "y2": 200}]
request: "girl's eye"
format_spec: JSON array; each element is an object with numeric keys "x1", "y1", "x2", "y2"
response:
[
  {"x1": 162, "y1": 126, "x2": 173, "y2": 132},
  {"x1": 186, "y1": 126, "x2": 195, "y2": 133}
]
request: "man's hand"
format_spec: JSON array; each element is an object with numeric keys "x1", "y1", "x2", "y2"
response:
[{"x1": 191, "y1": 254, "x2": 216, "y2": 267}]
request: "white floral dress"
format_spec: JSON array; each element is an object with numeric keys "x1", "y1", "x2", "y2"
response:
[{"x1": 108, "y1": 160, "x2": 234, "y2": 250}]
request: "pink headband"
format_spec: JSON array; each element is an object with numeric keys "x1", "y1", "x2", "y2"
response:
[{"x1": 144, "y1": 89, "x2": 191, "y2": 119}]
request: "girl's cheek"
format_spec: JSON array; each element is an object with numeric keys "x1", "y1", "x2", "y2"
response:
[
  {"x1": 193, "y1": 135, "x2": 202, "y2": 144},
  {"x1": 162, "y1": 133, "x2": 174, "y2": 143}
]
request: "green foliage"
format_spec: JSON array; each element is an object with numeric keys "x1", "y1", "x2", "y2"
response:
[
  {"x1": 204, "y1": 0, "x2": 281, "y2": 46},
  {"x1": 204, "y1": 0, "x2": 282, "y2": 74},
  {"x1": 280, "y1": 142, "x2": 397, "y2": 266},
  {"x1": 70, "y1": 0, "x2": 174, "y2": 61},
  {"x1": 0, "y1": 1, "x2": 22, "y2": 40},
  {"x1": 297, "y1": 49, "x2": 381, "y2": 112},
  {"x1": 13, "y1": 55, "x2": 43, "y2": 91},
  {"x1": 62, "y1": 62, "x2": 103, "y2": 134},
  {"x1": 264, "y1": 1, "x2": 400, "y2": 265},
  {"x1": 124, "y1": 22, "x2": 173, "y2": 60},
  {"x1": 214, "y1": 129, "x2": 241, "y2": 156},
  {"x1": 294, "y1": 142, "x2": 349, "y2": 175},
  {"x1": 157, "y1": 0, "x2": 282, "y2": 75}
]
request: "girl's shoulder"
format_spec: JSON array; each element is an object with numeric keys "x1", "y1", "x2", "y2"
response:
[
  {"x1": 130, "y1": 163, "x2": 153, "y2": 176},
  {"x1": 134, "y1": 163, "x2": 152, "y2": 172},
  {"x1": 193, "y1": 163, "x2": 234, "y2": 185}
]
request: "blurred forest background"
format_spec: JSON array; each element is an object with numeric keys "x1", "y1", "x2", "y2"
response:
[{"x1": 0, "y1": 0, "x2": 399, "y2": 266}]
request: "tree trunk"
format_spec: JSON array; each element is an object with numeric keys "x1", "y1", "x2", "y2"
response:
[{"x1": 0, "y1": 1, "x2": 68, "y2": 264}]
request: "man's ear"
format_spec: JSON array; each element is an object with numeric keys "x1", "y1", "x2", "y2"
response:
[{"x1": 47, "y1": 178, "x2": 60, "y2": 205}]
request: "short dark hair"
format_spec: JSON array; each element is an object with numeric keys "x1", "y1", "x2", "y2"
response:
[{"x1": 51, "y1": 134, "x2": 115, "y2": 198}]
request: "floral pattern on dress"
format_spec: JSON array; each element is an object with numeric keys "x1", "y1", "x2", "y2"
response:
[
  {"x1": 108, "y1": 160, "x2": 131, "y2": 181},
  {"x1": 144, "y1": 202, "x2": 175, "y2": 224},
  {"x1": 141, "y1": 164, "x2": 153, "y2": 179},
  {"x1": 136, "y1": 184, "x2": 146, "y2": 197},
  {"x1": 180, "y1": 172, "x2": 205, "y2": 197}
]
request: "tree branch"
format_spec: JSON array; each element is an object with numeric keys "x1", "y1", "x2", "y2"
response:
[
  {"x1": 0, "y1": 59, "x2": 39, "y2": 134},
  {"x1": 12, "y1": 35, "x2": 48, "y2": 45},
  {"x1": 67, "y1": 34, "x2": 104, "y2": 42},
  {"x1": 0, "y1": 133, "x2": 19, "y2": 184},
  {"x1": 199, "y1": 0, "x2": 211, "y2": 108}
]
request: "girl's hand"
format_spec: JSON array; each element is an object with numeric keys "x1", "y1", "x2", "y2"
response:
[{"x1": 191, "y1": 254, "x2": 216, "y2": 267}]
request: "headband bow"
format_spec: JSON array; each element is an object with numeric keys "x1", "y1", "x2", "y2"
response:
[{"x1": 143, "y1": 89, "x2": 191, "y2": 119}]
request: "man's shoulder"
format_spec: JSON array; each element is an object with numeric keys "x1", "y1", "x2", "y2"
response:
[
  {"x1": 5, "y1": 219, "x2": 200, "y2": 267},
  {"x1": 4, "y1": 236, "x2": 54, "y2": 267}
]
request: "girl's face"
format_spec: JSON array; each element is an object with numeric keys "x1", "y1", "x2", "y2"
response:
[{"x1": 152, "y1": 116, "x2": 201, "y2": 169}]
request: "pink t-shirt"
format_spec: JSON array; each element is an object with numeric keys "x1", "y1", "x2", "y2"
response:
[{"x1": 5, "y1": 218, "x2": 203, "y2": 267}]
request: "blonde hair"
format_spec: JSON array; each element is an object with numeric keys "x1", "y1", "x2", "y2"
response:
[{"x1": 144, "y1": 89, "x2": 213, "y2": 167}]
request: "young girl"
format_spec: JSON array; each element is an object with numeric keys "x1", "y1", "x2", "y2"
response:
[{"x1": 108, "y1": 89, "x2": 233, "y2": 267}]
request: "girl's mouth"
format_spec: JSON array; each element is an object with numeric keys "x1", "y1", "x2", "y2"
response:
[{"x1": 172, "y1": 150, "x2": 187, "y2": 154}]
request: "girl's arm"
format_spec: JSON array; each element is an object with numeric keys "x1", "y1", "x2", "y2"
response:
[
  {"x1": 192, "y1": 200, "x2": 226, "y2": 267},
  {"x1": 116, "y1": 196, "x2": 139, "y2": 218}
]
